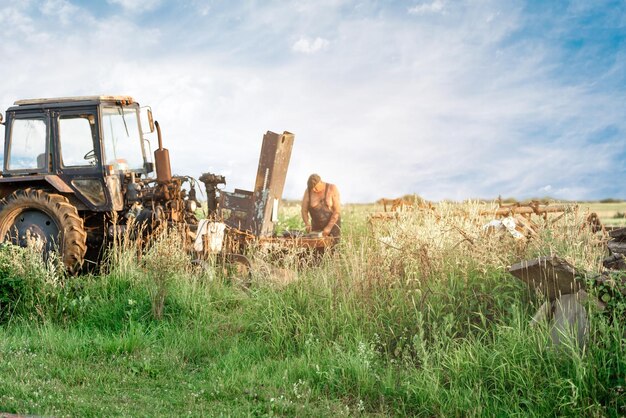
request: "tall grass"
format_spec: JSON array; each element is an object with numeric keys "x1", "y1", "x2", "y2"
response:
[{"x1": 0, "y1": 201, "x2": 623, "y2": 416}]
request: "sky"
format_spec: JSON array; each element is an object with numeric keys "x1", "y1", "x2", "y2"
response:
[{"x1": 0, "y1": 0, "x2": 624, "y2": 202}]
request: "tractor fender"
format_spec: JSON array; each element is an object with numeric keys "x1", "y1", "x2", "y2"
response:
[{"x1": 44, "y1": 175, "x2": 74, "y2": 193}]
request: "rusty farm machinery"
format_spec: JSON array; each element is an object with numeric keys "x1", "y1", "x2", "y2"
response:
[{"x1": 0, "y1": 95, "x2": 333, "y2": 274}]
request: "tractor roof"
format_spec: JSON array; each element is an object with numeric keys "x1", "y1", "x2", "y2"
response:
[{"x1": 13, "y1": 95, "x2": 135, "y2": 106}]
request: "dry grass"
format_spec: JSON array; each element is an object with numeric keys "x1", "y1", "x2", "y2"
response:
[
  {"x1": 261, "y1": 200, "x2": 608, "y2": 302},
  {"x1": 352, "y1": 201, "x2": 604, "y2": 283}
]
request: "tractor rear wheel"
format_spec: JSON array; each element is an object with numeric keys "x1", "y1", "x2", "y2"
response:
[{"x1": 0, "y1": 189, "x2": 87, "y2": 273}]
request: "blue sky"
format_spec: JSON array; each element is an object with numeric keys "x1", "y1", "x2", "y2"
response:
[{"x1": 0, "y1": 0, "x2": 624, "y2": 202}]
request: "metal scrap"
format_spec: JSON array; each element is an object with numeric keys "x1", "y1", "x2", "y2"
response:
[
  {"x1": 510, "y1": 255, "x2": 626, "y2": 349},
  {"x1": 480, "y1": 200, "x2": 567, "y2": 219},
  {"x1": 509, "y1": 257, "x2": 590, "y2": 349},
  {"x1": 509, "y1": 256, "x2": 582, "y2": 301},
  {"x1": 218, "y1": 131, "x2": 294, "y2": 237},
  {"x1": 607, "y1": 227, "x2": 626, "y2": 256}
]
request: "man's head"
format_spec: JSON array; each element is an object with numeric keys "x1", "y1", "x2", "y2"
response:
[{"x1": 307, "y1": 173, "x2": 322, "y2": 191}]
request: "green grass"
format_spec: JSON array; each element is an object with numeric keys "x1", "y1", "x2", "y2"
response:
[{"x1": 0, "y1": 204, "x2": 624, "y2": 417}]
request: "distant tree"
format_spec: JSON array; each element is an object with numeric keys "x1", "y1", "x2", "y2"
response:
[
  {"x1": 499, "y1": 197, "x2": 518, "y2": 204},
  {"x1": 400, "y1": 194, "x2": 426, "y2": 204}
]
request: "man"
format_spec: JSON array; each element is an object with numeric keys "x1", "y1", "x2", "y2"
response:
[{"x1": 301, "y1": 174, "x2": 341, "y2": 238}]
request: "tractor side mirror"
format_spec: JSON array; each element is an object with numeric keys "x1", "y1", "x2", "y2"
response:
[
  {"x1": 140, "y1": 107, "x2": 155, "y2": 133},
  {"x1": 0, "y1": 113, "x2": 4, "y2": 125}
]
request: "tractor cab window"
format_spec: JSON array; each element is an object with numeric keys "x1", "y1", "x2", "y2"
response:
[
  {"x1": 102, "y1": 106, "x2": 144, "y2": 171},
  {"x1": 59, "y1": 115, "x2": 97, "y2": 167},
  {"x1": 7, "y1": 118, "x2": 47, "y2": 171}
]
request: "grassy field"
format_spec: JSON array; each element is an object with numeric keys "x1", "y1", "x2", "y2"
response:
[{"x1": 0, "y1": 201, "x2": 624, "y2": 417}]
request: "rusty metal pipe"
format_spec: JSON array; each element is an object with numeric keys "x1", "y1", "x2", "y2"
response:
[
  {"x1": 155, "y1": 120, "x2": 164, "y2": 150},
  {"x1": 153, "y1": 120, "x2": 172, "y2": 183}
]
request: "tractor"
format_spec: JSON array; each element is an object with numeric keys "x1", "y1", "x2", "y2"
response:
[{"x1": 0, "y1": 95, "x2": 297, "y2": 273}]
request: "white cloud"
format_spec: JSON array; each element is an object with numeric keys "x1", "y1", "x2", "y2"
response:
[
  {"x1": 0, "y1": 5, "x2": 37, "y2": 37},
  {"x1": 292, "y1": 37, "x2": 330, "y2": 54},
  {"x1": 107, "y1": 0, "x2": 162, "y2": 13},
  {"x1": 40, "y1": 0, "x2": 82, "y2": 25},
  {"x1": 0, "y1": 1, "x2": 623, "y2": 202},
  {"x1": 408, "y1": 0, "x2": 446, "y2": 16}
]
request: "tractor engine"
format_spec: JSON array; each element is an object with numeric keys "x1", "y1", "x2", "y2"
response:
[{"x1": 118, "y1": 174, "x2": 201, "y2": 234}]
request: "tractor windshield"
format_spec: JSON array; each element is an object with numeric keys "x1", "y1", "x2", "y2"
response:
[{"x1": 101, "y1": 106, "x2": 145, "y2": 171}]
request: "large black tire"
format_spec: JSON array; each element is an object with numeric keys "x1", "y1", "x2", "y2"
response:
[{"x1": 0, "y1": 189, "x2": 87, "y2": 272}]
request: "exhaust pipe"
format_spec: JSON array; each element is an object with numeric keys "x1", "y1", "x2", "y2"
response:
[{"x1": 154, "y1": 121, "x2": 172, "y2": 183}]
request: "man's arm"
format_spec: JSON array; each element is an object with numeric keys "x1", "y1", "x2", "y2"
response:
[
  {"x1": 301, "y1": 190, "x2": 311, "y2": 232},
  {"x1": 323, "y1": 185, "x2": 341, "y2": 236}
]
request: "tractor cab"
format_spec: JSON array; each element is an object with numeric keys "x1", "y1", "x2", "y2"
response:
[{"x1": 0, "y1": 96, "x2": 154, "y2": 212}]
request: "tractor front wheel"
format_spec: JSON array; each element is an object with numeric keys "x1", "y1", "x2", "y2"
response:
[{"x1": 0, "y1": 189, "x2": 87, "y2": 273}]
